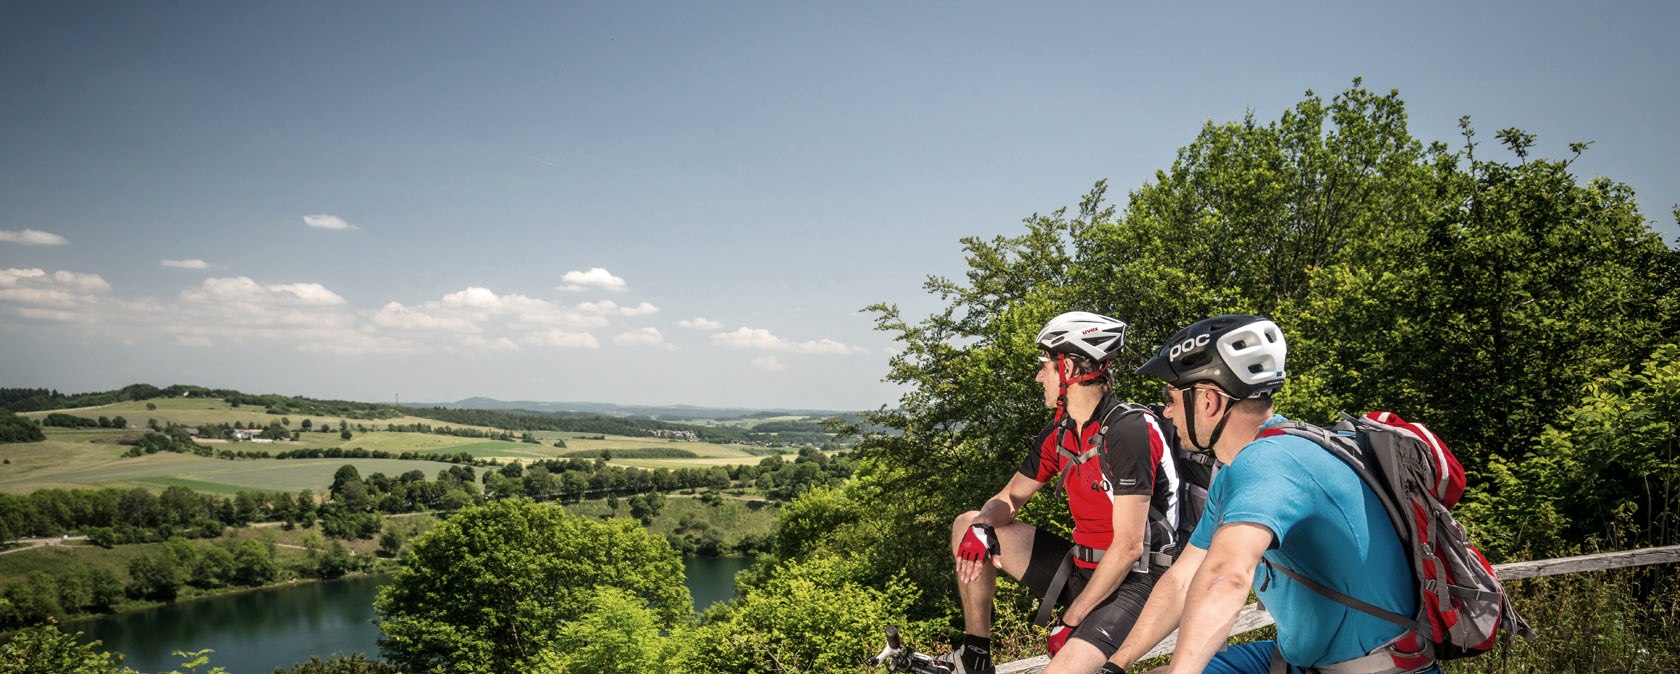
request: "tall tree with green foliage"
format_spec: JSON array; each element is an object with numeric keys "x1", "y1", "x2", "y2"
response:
[
  {"x1": 374, "y1": 498, "x2": 690, "y2": 673},
  {"x1": 0, "y1": 623, "x2": 134, "y2": 674},
  {"x1": 839, "y1": 80, "x2": 1679, "y2": 643}
]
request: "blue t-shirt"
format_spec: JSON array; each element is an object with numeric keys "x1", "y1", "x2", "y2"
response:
[{"x1": 1188, "y1": 415, "x2": 1415, "y2": 667}]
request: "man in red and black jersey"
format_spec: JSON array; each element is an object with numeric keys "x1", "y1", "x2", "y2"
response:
[{"x1": 947, "y1": 312, "x2": 1200, "y2": 674}]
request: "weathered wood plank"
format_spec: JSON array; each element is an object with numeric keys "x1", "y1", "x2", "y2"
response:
[
  {"x1": 993, "y1": 544, "x2": 1680, "y2": 673},
  {"x1": 1493, "y1": 544, "x2": 1680, "y2": 580}
]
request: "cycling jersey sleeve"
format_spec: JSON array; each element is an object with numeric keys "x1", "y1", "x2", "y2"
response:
[
  {"x1": 1017, "y1": 423, "x2": 1058, "y2": 482},
  {"x1": 1099, "y1": 412, "x2": 1160, "y2": 497}
]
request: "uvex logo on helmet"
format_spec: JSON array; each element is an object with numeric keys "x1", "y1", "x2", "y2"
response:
[{"x1": 1169, "y1": 334, "x2": 1210, "y2": 361}]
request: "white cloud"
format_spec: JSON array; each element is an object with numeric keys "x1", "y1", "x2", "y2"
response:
[
  {"x1": 521, "y1": 329, "x2": 600, "y2": 349},
  {"x1": 371, "y1": 301, "x2": 481, "y2": 333},
  {"x1": 0, "y1": 268, "x2": 111, "y2": 308},
  {"x1": 0, "y1": 229, "x2": 69, "y2": 246},
  {"x1": 579, "y1": 299, "x2": 659, "y2": 316},
  {"x1": 461, "y1": 335, "x2": 520, "y2": 351},
  {"x1": 750, "y1": 355, "x2": 786, "y2": 372},
  {"x1": 612, "y1": 327, "x2": 674, "y2": 349},
  {"x1": 710, "y1": 326, "x2": 867, "y2": 355},
  {"x1": 558, "y1": 267, "x2": 627, "y2": 292},
  {"x1": 16, "y1": 307, "x2": 78, "y2": 321},
  {"x1": 431, "y1": 287, "x2": 608, "y2": 329},
  {"x1": 182, "y1": 277, "x2": 347, "y2": 307},
  {"x1": 677, "y1": 317, "x2": 722, "y2": 331},
  {"x1": 161, "y1": 259, "x2": 211, "y2": 270},
  {"x1": 302, "y1": 214, "x2": 354, "y2": 230}
]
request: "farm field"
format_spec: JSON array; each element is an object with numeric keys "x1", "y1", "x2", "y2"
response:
[
  {"x1": 1, "y1": 398, "x2": 813, "y2": 499},
  {"x1": 0, "y1": 433, "x2": 458, "y2": 494},
  {"x1": 18, "y1": 397, "x2": 504, "y2": 435}
]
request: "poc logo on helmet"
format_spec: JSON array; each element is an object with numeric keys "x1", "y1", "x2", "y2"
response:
[{"x1": 1169, "y1": 334, "x2": 1210, "y2": 361}]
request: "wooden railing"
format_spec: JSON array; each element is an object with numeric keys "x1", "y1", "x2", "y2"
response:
[{"x1": 996, "y1": 544, "x2": 1680, "y2": 674}]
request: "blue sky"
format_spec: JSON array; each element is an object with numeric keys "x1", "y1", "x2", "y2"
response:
[{"x1": 2, "y1": 2, "x2": 1676, "y2": 410}]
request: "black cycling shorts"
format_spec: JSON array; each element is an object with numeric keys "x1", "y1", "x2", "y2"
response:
[{"x1": 1019, "y1": 528, "x2": 1163, "y2": 658}]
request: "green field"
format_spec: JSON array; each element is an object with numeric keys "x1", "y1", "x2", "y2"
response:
[
  {"x1": 0, "y1": 434, "x2": 464, "y2": 495},
  {"x1": 19, "y1": 397, "x2": 505, "y2": 435},
  {"x1": 1, "y1": 398, "x2": 795, "y2": 498}
]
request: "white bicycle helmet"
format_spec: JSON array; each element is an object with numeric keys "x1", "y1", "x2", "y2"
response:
[{"x1": 1035, "y1": 311, "x2": 1128, "y2": 363}]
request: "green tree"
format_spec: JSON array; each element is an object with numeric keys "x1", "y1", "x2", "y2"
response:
[
  {"x1": 126, "y1": 552, "x2": 181, "y2": 601},
  {"x1": 232, "y1": 539, "x2": 277, "y2": 585},
  {"x1": 377, "y1": 526, "x2": 405, "y2": 558},
  {"x1": 530, "y1": 587, "x2": 673, "y2": 674},
  {"x1": 0, "y1": 623, "x2": 133, "y2": 674},
  {"x1": 672, "y1": 555, "x2": 929, "y2": 674},
  {"x1": 375, "y1": 498, "x2": 690, "y2": 673}
]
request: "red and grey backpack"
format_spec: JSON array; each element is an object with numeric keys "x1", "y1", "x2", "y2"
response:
[{"x1": 1260, "y1": 412, "x2": 1534, "y2": 663}]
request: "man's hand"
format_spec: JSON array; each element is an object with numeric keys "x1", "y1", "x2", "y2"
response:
[
  {"x1": 955, "y1": 523, "x2": 1001, "y2": 582},
  {"x1": 1046, "y1": 619, "x2": 1073, "y2": 657}
]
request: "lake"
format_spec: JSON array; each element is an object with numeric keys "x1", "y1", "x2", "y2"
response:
[{"x1": 73, "y1": 556, "x2": 756, "y2": 674}]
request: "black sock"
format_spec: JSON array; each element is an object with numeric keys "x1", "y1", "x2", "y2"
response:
[{"x1": 961, "y1": 634, "x2": 991, "y2": 670}]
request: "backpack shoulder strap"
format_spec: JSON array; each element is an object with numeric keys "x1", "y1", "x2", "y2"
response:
[{"x1": 1261, "y1": 558, "x2": 1414, "y2": 630}]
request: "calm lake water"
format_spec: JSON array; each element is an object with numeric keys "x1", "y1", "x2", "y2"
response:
[{"x1": 74, "y1": 556, "x2": 756, "y2": 674}]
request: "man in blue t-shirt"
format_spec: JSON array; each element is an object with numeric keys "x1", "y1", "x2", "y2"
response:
[{"x1": 1094, "y1": 315, "x2": 1439, "y2": 674}]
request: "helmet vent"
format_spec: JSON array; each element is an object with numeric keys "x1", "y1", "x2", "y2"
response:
[
  {"x1": 1232, "y1": 340, "x2": 1247, "y2": 350},
  {"x1": 1248, "y1": 364, "x2": 1265, "y2": 374}
]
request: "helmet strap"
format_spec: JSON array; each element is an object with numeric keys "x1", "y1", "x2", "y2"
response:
[{"x1": 1182, "y1": 388, "x2": 1236, "y2": 453}]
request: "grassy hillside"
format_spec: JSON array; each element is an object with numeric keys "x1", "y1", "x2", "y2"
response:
[{"x1": 0, "y1": 399, "x2": 798, "y2": 496}]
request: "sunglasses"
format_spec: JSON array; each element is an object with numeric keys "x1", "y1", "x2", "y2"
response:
[{"x1": 1162, "y1": 384, "x2": 1238, "y2": 404}]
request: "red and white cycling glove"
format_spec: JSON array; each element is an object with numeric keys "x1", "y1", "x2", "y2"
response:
[
  {"x1": 1046, "y1": 620, "x2": 1073, "y2": 656},
  {"x1": 957, "y1": 523, "x2": 1000, "y2": 564}
]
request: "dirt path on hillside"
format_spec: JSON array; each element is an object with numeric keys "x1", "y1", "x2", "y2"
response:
[{"x1": 0, "y1": 535, "x2": 89, "y2": 555}]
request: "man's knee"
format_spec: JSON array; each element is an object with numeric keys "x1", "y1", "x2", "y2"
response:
[{"x1": 951, "y1": 511, "x2": 981, "y2": 551}]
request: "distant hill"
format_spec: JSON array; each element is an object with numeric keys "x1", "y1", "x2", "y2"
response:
[{"x1": 408, "y1": 397, "x2": 850, "y2": 420}]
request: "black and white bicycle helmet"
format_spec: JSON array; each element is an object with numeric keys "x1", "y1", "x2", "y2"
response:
[
  {"x1": 1137, "y1": 314, "x2": 1286, "y2": 399},
  {"x1": 1034, "y1": 311, "x2": 1128, "y2": 363}
]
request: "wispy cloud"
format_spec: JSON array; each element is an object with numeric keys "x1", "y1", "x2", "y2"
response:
[
  {"x1": 0, "y1": 229, "x2": 69, "y2": 246},
  {"x1": 710, "y1": 326, "x2": 868, "y2": 355},
  {"x1": 612, "y1": 327, "x2": 675, "y2": 350},
  {"x1": 0, "y1": 268, "x2": 112, "y2": 309},
  {"x1": 579, "y1": 299, "x2": 659, "y2": 316},
  {"x1": 161, "y1": 259, "x2": 210, "y2": 270},
  {"x1": 521, "y1": 329, "x2": 600, "y2": 349},
  {"x1": 677, "y1": 317, "x2": 722, "y2": 331},
  {"x1": 750, "y1": 355, "x2": 786, "y2": 372},
  {"x1": 558, "y1": 267, "x2": 627, "y2": 292},
  {"x1": 302, "y1": 214, "x2": 355, "y2": 230}
]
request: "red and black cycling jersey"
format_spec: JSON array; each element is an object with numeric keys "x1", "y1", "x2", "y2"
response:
[{"x1": 1017, "y1": 394, "x2": 1182, "y2": 568}]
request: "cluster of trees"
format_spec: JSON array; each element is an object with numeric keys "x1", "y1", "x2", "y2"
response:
[
  {"x1": 0, "y1": 409, "x2": 43, "y2": 443},
  {"x1": 485, "y1": 447, "x2": 853, "y2": 504},
  {"x1": 358, "y1": 498, "x2": 927, "y2": 673},
  {"x1": 119, "y1": 427, "x2": 206, "y2": 457},
  {"x1": 41, "y1": 413, "x2": 109, "y2": 428},
  {"x1": 216, "y1": 445, "x2": 484, "y2": 467},
  {"x1": 320, "y1": 464, "x2": 482, "y2": 524},
  {"x1": 405, "y1": 406, "x2": 757, "y2": 443},
  {"x1": 0, "y1": 384, "x2": 405, "y2": 420},
  {"x1": 122, "y1": 538, "x2": 281, "y2": 602},
  {"x1": 0, "y1": 537, "x2": 279, "y2": 631},
  {"x1": 0, "y1": 384, "x2": 171, "y2": 413}
]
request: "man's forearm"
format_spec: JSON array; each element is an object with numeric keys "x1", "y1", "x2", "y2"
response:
[
  {"x1": 1063, "y1": 541, "x2": 1139, "y2": 623},
  {"x1": 1108, "y1": 563, "x2": 1190, "y2": 667},
  {"x1": 1164, "y1": 563, "x2": 1253, "y2": 673}
]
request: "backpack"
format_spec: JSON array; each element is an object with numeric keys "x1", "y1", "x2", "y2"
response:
[
  {"x1": 1261, "y1": 412, "x2": 1534, "y2": 662},
  {"x1": 1036, "y1": 402, "x2": 1216, "y2": 626},
  {"x1": 1070, "y1": 402, "x2": 1216, "y2": 572}
]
